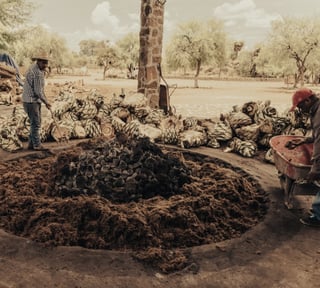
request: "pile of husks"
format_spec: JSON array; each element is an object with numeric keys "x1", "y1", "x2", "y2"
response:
[
  {"x1": 52, "y1": 135, "x2": 191, "y2": 202},
  {"x1": 0, "y1": 136, "x2": 269, "y2": 273}
]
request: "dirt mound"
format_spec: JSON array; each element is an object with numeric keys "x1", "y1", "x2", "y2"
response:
[{"x1": 0, "y1": 136, "x2": 269, "y2": 273}]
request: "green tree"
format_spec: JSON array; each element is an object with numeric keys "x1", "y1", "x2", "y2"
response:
[
  {"x1": 236, "y1": 50, "x2": 254, "y2": 77},
  {"x1": 78, "y1": 39, "x2": 123, "y2": 78},
  {"x1": 79, "y1": 39, "x2": 103, "y2": 57},
  {"x1": 166, "y1": 20, "x2": 227, "y2": 87},
  {"x1": 306, "y1": 49, "x2": 320, "y2": 84},
  {"x1": 116, "y1": 32, "x2": 139, "y2": 78},
  {"x1": 95, "y1": 42, "x2": 120, "y2": 80},
  {"x1": 12, "y1": 26, "x2": 72, "y2": 72},
  {"x1": 266, "y1": 17, "x2": 320, "y2": 87},
  {"x1": 230, "y1": 41, "x2": 244, "y2": 61},
  {"x1": 253, "y1": 44, "x2": 293, "y2": 80},
  {"x1": 236, "y1": 47, "x2": 261, "y2": 77},
  {"x1": 0, "y1": 0, "x2": 34, "y2": 50}
]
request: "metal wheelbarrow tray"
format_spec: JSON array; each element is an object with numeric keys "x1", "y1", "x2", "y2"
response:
[{"x1": 269, "y1": 135, "x2": 313, "y2": 209}]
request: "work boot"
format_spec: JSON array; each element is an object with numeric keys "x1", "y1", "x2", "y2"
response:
[
  {"x1": 300, "y1": 215, "x2": 320, "y2": 227},
  {"x1": 33, "y1": 145, "x2": 47, "y2": 151}
]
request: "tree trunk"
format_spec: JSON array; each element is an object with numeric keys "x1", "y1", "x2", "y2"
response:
[
  {"x1": 293, "y1": 73, "x2": 298, "y2": 88},
  {"x1": 194, "y1": 77, "x2": 199, "y2": 88},
  {"x1": 299, "y1": 67, "x2": 305, "y2": 87},
  {"x1": 138, "y1": 0, "x2": 165, "y2": 108},
  {"x1": 103, "y1": 66, "x2": 107, "y2": 80},
  {"x1": 296, "y1": 59, "x2": 307, "y2": 87},
  {"x1": 194, "y1": 59, "x2": 201, "y2": 88}
]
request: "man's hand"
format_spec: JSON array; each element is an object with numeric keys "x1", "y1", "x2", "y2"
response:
[{"x1": 285, "y1": 138, "x2": 305, "y2": 149}]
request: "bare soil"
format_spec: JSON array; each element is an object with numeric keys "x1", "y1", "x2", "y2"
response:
[{"x1": 0, "y1": 73, "x2": 319, "y2": 288}]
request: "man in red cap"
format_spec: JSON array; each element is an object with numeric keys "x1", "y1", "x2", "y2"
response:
[
  {"x1": 289, "y1": 87, "x2": 314, "y2": 111},
  {"x1": 286, "y1": 87, "x2": 320, "y2": 227}
]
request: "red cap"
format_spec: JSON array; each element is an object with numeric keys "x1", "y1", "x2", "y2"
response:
[{"x1": 290, "y1": 88, "x2": 313, "y2": 111}]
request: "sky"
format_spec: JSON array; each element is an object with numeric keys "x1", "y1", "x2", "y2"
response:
[{"x1": 31, "y1": 0, "x2": 320, "y2": 52}]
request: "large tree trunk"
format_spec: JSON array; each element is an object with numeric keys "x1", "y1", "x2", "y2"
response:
[{"x1": 137, "y1": 0, "x2": 165, "y2": 108}]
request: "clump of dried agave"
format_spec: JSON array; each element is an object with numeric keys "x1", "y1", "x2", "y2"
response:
[{"x1": 51, "y1": 135, "x2": 192, "y2": 203}]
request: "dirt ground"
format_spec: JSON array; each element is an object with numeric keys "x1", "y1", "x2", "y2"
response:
[{"x1": 0, "y1": 73, "x2": 319, "y2": 288}]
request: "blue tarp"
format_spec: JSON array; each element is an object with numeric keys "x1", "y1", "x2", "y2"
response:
[{"x1": 0, "y1": 53, "x2": 23, "y2": 86}]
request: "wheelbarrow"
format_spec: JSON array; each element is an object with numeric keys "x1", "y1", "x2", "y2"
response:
[{"x1": 269, "y1": 135, "x2": 318, "y2": 209}]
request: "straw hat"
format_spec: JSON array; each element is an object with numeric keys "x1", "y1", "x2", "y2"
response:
[{"x1": 32, "y1": 51, "x2": 50, "y2": 61}]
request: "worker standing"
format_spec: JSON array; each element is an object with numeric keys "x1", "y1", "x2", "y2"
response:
[{"x1": 22, "y1": 51, "x2": 52, "y2": 150}]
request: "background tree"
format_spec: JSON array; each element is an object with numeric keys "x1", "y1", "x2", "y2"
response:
[
  {"x1": 252, "y1": 44, "x2": 292, "y2": 80},
  {"x1": 0, "y1": 0, "x2": 34, "y2": 50},
  {"x1": 79, "y1": 39, "x2": 122, "y2": 71},
  {"x1": 236, "y1": 47, "x2": 262, "y2": 77},
  {"x1": 116, "y1": 32, "x2": 139, "y2": 79},
  {"x1": 230, "y1": 41, "x2": 244, "y2": 61},
  {"x1": 222, "y1": 40, "x2": 243, "y2": 77},
  {"x1": 236, "y1": 50, "x2": 254, "y2": 77},
  {"x1": 12, "y1": 26, "x2": 71, "y2": 71},
  {"x1": 78, "y1": 39, "x2": 104, "y2": 68},
  {"x1": 166, "y1": 20, "x2": 227, "y2": 87},
  {"x1": 305, "y1": 49, "x2": 320, "y2": 84},
  {"x1": 79, "y1": 39, "x2": 101, "y2": 57},
  {"x1": 95, "y1": 42, "x2": 120, "y2": 80},
  {"x1": 266, "y1": 17, "x2": 320, "y2": 87}
]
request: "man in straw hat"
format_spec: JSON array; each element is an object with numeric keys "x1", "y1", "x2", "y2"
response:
[
  {"x1": 22, "y1": 51, "x2": 52, "y2": 151},
  {"x1": 286, "y1": 87, "x2": 320, "y2": 227}
]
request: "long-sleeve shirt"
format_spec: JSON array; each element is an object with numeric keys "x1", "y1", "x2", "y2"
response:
[
  {"x1": 309, "y1": 97, "x2": 320, "y2": 174},
  {"x1": 22, "y1": 63, "x2": 49, "y2": 105}
]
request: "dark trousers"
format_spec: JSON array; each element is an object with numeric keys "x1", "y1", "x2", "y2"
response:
[{"x1": 23, "y1": 102, "x2": 41, "y2": 147}]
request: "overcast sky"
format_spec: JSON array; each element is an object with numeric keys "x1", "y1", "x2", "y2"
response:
[{"x1": 31, "y1": 0, "x2": 320, "y2": 52}]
